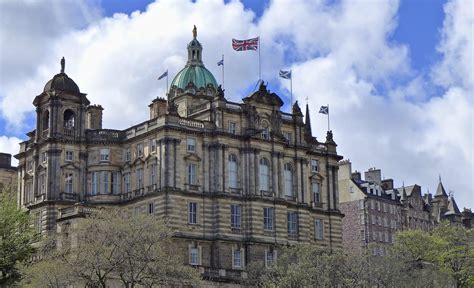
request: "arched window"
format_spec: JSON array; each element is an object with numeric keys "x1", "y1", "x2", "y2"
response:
[
  {"x1": 42, "y1": 110, "x2": 49, "y2": 130},
  {"x1": 259, "y1": 158, "x2": 270, "y2": 192},
  {"x1": 261, "y1": 121, "x2": 269, "y2": 140},
  {"x1": 228, "y1": 154, "x2": 238, "y2": 189},
  {"x1": 284, "y1": 163, "x2": 293, "y2": 197},
  {"x1": 64, "y1": 109, "x2": 75, "y2": 128}
]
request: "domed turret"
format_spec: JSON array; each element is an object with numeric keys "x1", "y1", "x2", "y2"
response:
[
  {"x1": 169, "y1": 26, "x2": 218, "y2": 95},
  {"x1": 43, "y1": 57, "x2": 80, "y2": 94}
]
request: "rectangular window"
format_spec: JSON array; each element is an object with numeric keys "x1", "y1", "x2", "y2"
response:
[
  {"x1": 311, "y1": 159, "x2": 319, "y2": 173},
  {"x1": 378, "y1": 216, "x2": 381, "y2": 226},
  {"x1": 99, "y1": 148, "x2": 110, "y2": 162},
  {"x1": 65, "y1": 173, "x2": 73, "y2": 193},
  {"x1": 261, "y1": 128, "x2": 269, "y2": 140},
  {"x1": 101, "y1": 171, "x2": 109, "y2": 194},
  {"x1": 187, "y1": 138, "x2": 196, "y2": 152},
  {"x1": 137, "y1": 168, "x2": 143, "y2": 189},
  {"x1": 91, "y1": 172, "x2": 98, "y2": 195},
  {"x1": 373, "y1": 230, "x2": 377, "y2": 241},
  {"x1": 148, "y1": 202, "x2": 155, "y2": 214},
  {"x1": 228, "y1": 121, "x2": 236, "y2": 134},
  {"x1": 314, "y1": 219, "x2": 323, "y2": 240},
  {"x1": 39, "y1": 174, "x2": 46, "y2": 194},
  {"x1": 287, "y1": 212, "x2": 298, "y2": 236},
  {"x1": 385, "y1": 231, "x2": 389, "y2": 243},
  {"x1": 188, "y1": 202, "x2": 197, "y2": 224},
  {"x1": 312, "y1": 183, "x2": 321, "y2": 203},
  {"x1": 150, "y1": 139, "x2": 157, "y2": 153},
  {"x1": 187, "y1": 163, "x2": 197, "y2": 185},
  {"x1": 265, "y1": 250, "x2": 275, "y2": 268},
  {"x1": 27, "y1": 160, "x2": 33, "y2": 172},
  {"x1": 231, "y1": 204, "x2": 241, "y2": 228},
  {"x1": 190, "y1": 247, "x2": 199, "y2": 265},
  {"x1": 233, "y1": 249, "x2": 242, "y2": 268},
  {"x1": 379, "y1": 231, "x2": 383, "y2": 242},
  {"x1": 125, "y1": 148, "x2": 131, "y2": 161},
  {"x1": 283, "y1": 132, "x2": 292, "y2": 142},
  {"x1": 361, "y1": 230, "x2": 366, "y2": 241},
  {"x1": 111, "y1": 172, "x2": 119, "y2": 194},
  {"x1": 383, "y1": 203, "x2": 387, "y2": 213},
  {"x1": 371, "y1": 214, "x2": 375, "y2": 225},
  {"x1": 65, "y1": 151, "x2": 73, "y2": 161},
  {"x1": 150, "y1": 163, "x2": 157, "y2": 186},
  {"x1": 137, "y1": 143, "x2": 143, "y2": 157},
  {"x1": 370, "y1": 199, "x2": 375, "y2": 210},
  {"x1": 41, "y1": 152, "x2": 48, "y2": 163},
  {"x1": 359, "y1": 199, "x2": 365, "y2": 210},
  {"x1": 263, "y1": 207, "x2": 274, "y2": 231},
  {"x1": 377, "y1": 202, "x2": 381, "y2": 211},
  {"x1": 34, "y1": 213, "x2": 41, "y2": 234},
  {"x1": 124, "y1": 173, "x2": 130, "y2": 193}
]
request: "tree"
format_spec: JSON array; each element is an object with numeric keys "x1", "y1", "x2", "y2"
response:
[
  {"x1": 21, "y1": 208, "x2": 201, "y2": 287},
  {"x1": 0, "y1": 187, "x2": 36, "y2": 286}
]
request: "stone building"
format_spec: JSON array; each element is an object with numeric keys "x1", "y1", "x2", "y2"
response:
[
  {"x1": 338, "y1": 160, "x2": 463, "y2": 256},
  {"x1": 15, "y1": 28, "x2": 343, "y2": 283},
  {"x1": 0, "y1": 153, "x2": 17, "y2": 191}
]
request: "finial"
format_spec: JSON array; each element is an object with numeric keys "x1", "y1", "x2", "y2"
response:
[
  {"x1": 439, "y1": 174, "x2": 442, "y2": 183},
  {"x1": 192, "y1": 25, "x2": 197, "y2": 39},
  {"x1": 60, "y1": 57, "x2": 65, "y2": 73}
]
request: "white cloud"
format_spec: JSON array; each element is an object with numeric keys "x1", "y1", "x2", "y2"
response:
[{"x1": 0, "y1": 0, "x2": 471, "y2": 208}]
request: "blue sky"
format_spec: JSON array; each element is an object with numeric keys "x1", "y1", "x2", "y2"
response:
[{"x1": 0, "y1": 0, "x2": 472, "y2": 208}]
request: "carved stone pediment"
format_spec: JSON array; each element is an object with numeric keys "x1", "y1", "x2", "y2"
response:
[
  {"x1": 242, "y1": 82, "x2": 283, "y2": 108},
  {"x1": 60, "y1": 162, "x2": 80, "y2": 170},
  {"x1": 310, "y1": 173, "x2": 325, "y2": 181},
  {"x1": 184, "y1": 153, "x2": 202, "y2": 162},
  {"x1": 132, "y1": 157, "x2": 145, "y2": 166}
]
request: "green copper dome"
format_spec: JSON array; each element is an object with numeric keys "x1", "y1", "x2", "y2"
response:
[
  {"x1": 169, "y1": 26, "x2": 218, "y2": 92},
  {"x1": 170, "y1": 65, "x2": 217, "y2": 90}
]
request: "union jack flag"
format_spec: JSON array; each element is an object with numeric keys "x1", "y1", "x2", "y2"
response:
[{"x1": 232, "y1": 37, "x2": 259, "y2": 51}]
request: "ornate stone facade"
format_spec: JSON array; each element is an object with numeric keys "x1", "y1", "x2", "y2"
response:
[{"x1": 15, "y1": 30, "x2": 343, "y2": 283}]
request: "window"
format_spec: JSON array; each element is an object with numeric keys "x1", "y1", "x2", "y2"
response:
[
  {"x1": 187, "y1": 138, "x2": 196, "y2": 152},
  {"x1": 125, "y1": 148, "x2": 131, "y2": 162},
  {"x1": 377, "y1": 216, "x2": 381, "y2": 226},
  {"x1": 314, "y1": 219, "x2": 323, "y2": 240},
  {"x1": 150, "y1": 139, "x2": 157, "y2": 153},
  {"x1": 373, "y1": 230, "x2": 377, "y2": 241},
  {"x1": 383, "y1": 203, "x2": 387, "y2": 213},
  {"x1": 91, "y1": 172, "x2": 98, "y2": 195},
  {"x1": 188, "y1": 202, "x2": 198, "y2": 224},
  {"x1": 263, "y1": 207, "x2": 274, "y2": 231},
  {"x1": 228, "y1": 154, "x2": 238, "y2": 189},
  {"x1": 233, "y1": 249, "x2": 242, "y2": 268},
  {"x1": 283, "y1": 132, "x2": 292, "y2": 142},
  {"x1": 124, "y1": 173, "x2": 130, "y2": 193},
  {"x1": 265, "y1": 249, "x2": 276, "y2": 268},
  {"x1": 371, "y1": 215, "x2": 375, "y2": 225},
  {"x1": 43, "y1": 110, "x2": 49, "y2": 131},
  {"x1": 100, "y1": 148, "x2": 110, "y2": 162},
  {"x1": 187, "y1": 163, "x2": 197, "y2": 185},
  {"x1": 63, "y1": 109, "x2": 75, "y2": 128},
  {"x1": 284, "y1": 163, "x2": 293, "y2": 197},
  {"x1": 39, "y1": 174, "x2": 46, "y2": 194},
  {"x1": 65, "y1": 151, "x2": 73, "y2": 161},
  {"x1": 231, "y1": 204, "x2": 241, "y2": 229},
  {"x1": 379, "y1": 231, "x2": 383, "y2": 242},
  {"x1": 150, "y1": 163, "x2": 157, "y2": 186},
  {"x1": 27, "y1": 161, "x2": 33, "y2": 172},
  {"x1": 385, "y1": 231, "x2": 389, "y2": 243},
  {"x1": 148, "y1": 202, "x2": 155, "y2": 214},
  {"x1": 228, "y1": 121, "x2": 236, "y2": 134},
  {"x1": 287, "y1": 212, "x2": 298, "y2": 235},
  {"x1": 311, "y1": 159, "x2": 319, "y2": 173},
  {"x1": 65, "y1": 173, "x2": 73, "y2": 193},
  {"x1": 312, "y1": 183, "x2": 321, "y2": 203},
  {"x1": 361, "y1": 230, "x2": 366, "y2": 241},
  {"x1": 189, "y1": 247, "x2": 199, "y2": 265},
  {"x1": 137, "y1": 168, "x2": 144, "y2": 189},
  {"x1": 370, "y1": 199, "x2": 375, "y2": 210},
  {"x1": 111, "y1": 172, "x2": 119, "y2": 194},
  {"x1": 383, "y1": 217, "x2": 388, "y2": 227},
  {"x1": 261, "y1": 127, "x2": 269, "y2": 140},
  {"x1": 259, "y1": 158, "x2": 270, "y2": 191},
  {"x1": 41, "y1": 152, "x2": 47, "y2": 163},
  {"x1": 376, "y1": 202, "x2": 381, "y2": 211},
  {"x1": 359, "y1": 200, "x2": 365, "y2": 210},
  {"x1": 137, "y1": 143, "x2": 143, "y2": 157},
  {"x1": 34, "y1": 213, "x2": 41, "y2": 234},
  {"x1": 101, "y1": 171, "x2": 109, "y2": 194}
]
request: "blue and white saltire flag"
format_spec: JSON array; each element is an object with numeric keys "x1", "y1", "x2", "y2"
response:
[
  {"x1": 279, "y1": 70, "x2": 291, "y2": 80},
  {"x1": 217, "y1": 58, "x2": 224, "y2": 66},
  {"x1": 157, "y1": 70, "x2": 168, "y2": 80},
  {"x1": 319, "y1": 106, "x2": 329, "y2": 115}
]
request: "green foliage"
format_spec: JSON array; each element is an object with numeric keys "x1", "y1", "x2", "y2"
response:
[
  {"x1": 20, "y1": 208, "x2": 201, "y2": 287},
  {"x1": 0, "y1": 188, "x2": 36, "y2": 286}
]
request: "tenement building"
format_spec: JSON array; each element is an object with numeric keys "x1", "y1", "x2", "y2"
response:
[
  {"x1": 338, "y1": 160, "x2": 464, "y2": 255},
  {"x1": 15, "y1": 28, "x2": 343, "y2": 283}
]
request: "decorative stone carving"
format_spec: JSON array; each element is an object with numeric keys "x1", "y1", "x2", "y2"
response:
[{"x1": 292, "y1": 101, "x2": 303, "y2": 116}]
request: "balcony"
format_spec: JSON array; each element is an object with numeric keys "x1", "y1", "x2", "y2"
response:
[
  {"x1": 59, "y1": 192, "x2": 78, "y2": 202},
  {"x1": 58, "y1": 205, "x2": 99, "y2": 219},
  {"x1": 64, "y1": 127, "x2": 75, "y2": 137}
]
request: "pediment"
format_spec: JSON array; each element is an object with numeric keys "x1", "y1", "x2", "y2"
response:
[
  {"x1": 242, "y1": 82, "x2": 283, "y2": 108},
  {"x1": 184, "y1": 153, "x2": 202, "y2": 162},
  {"x1": 60, "y1": 162, "x2": 79, "y2": 170},
  {"x1": 309, "y1": 173, "x2": 325, "y2": 181},
  {"x1": 132, "y1": 157, "x2": 145, "y2": 166}
]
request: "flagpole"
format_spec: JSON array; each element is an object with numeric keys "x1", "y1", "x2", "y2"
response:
[
  {"x1": 222, "y1": 54, "x2": 225, "y2": 89},
  {"x1": 327, "y1": 103, "x2": 330, "y2": 131},
  {"x1": 258, "y1": 36, "x2": 261, "y2": 82},
  {"x1": 290, "y1": 70, "x2": 293, "y2": 105},
  {"x1": 166, "y1": 70, "x2": 169, "y2": 92}
]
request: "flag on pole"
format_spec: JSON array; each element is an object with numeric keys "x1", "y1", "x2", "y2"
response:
[
  {"x1": 232, "y1": 37, "x2": 259, "y2": 51},
  {"x1": 279, "y1": 70, "x2": 292, "y2": 79},
  {"x1": 157, "y1": 70, "x2": 168, "y2": 80},
  {"x1": 319, "y1": 106, "x2": 329, "y2": 115},
  {"x1": 217, "y1": 58, "x2": 224, "y2": 66}
]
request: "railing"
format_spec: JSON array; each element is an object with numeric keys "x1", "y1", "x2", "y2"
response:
[
  {"x1": 281, "y1": 113, "x2": 293, "y2": 121},
  {"x1": 86, "y1": 129, "x2": 126, "y2": 142},
  {"x1": 178, "y1": 118, "x2": 204, "y2": 129},
  {"x1": 64, "y1": 127, "x2": 75, "y2": 137},
  {"x1": 60, "y1": 192, "x2": 78, "y2": 201}
]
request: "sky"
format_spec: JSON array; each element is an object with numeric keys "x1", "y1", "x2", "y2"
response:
[{"x1": 0, "y1": 0, "x2": 472, "y2": 209}]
